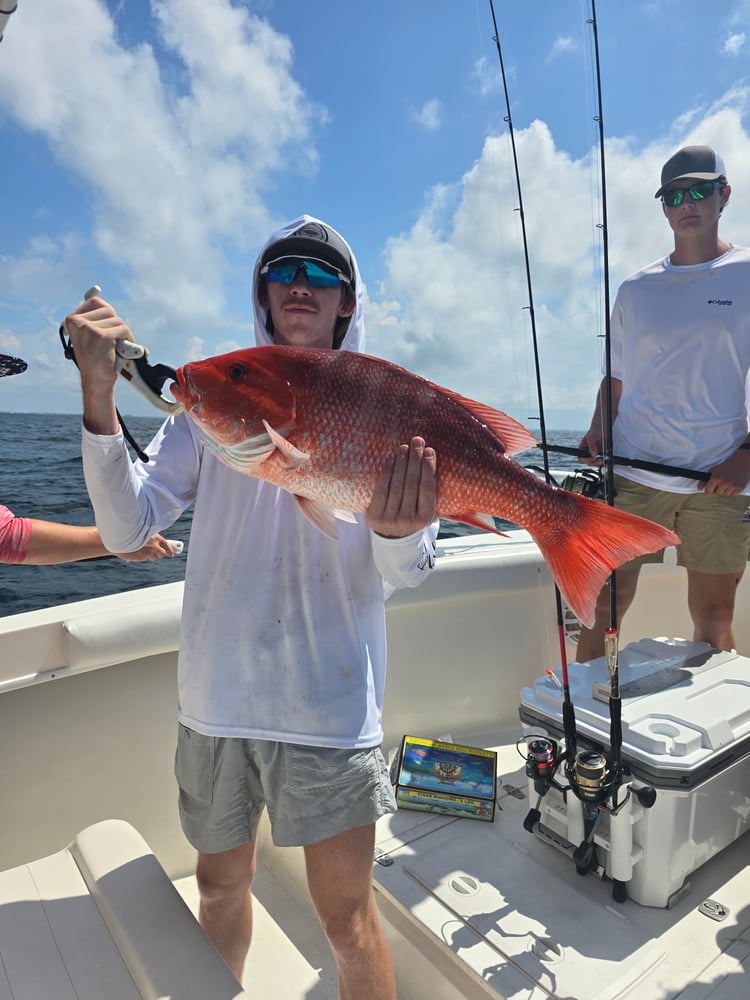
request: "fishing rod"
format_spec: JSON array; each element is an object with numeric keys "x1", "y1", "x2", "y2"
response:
[
  {"x1": 487, "y1": 0, "x2": 578, "y2": 781},
  {"x1": 585, "y1": 0, "x2": 640, "y2": 904},
  {"x1": 494, "y1": 1, "x2": 648, "y2": 898}
]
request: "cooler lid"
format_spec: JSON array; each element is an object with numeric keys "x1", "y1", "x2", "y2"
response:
[{"x1": 520, "y1": 639, "x2": 750, "y2": 776}]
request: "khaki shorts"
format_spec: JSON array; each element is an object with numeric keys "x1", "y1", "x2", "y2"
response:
[
  {"x1": 175, "y1": 725, "x2": 397, "y2": 852},
  {"x1": 612, "y1": 474, "x2": 750, "y2": 574}
]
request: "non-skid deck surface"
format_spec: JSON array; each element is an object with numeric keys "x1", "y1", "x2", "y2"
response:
[{"x1": 372, "y1": 734, "x2": 750, "y2": 1000}]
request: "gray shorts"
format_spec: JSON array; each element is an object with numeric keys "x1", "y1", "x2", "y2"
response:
[
  {"x1": 612, "y1": 474, "x2": 750, "y2": 574},
  {"x1": 174, "y1": 725, "x2": 397, "y2": 853}
]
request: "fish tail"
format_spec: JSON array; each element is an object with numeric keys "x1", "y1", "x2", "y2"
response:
[{"x1": 531, "y1": 492, "x2": 680, "y2": 630}]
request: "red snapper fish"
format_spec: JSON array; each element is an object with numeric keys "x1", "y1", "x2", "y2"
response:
[{"x1": 171, "y1": 346, "x2": 679, "y2": 628}]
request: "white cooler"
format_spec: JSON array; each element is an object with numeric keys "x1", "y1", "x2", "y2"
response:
[{"x1": 519, "y1": 637, "x2": 750, "y2": 907}]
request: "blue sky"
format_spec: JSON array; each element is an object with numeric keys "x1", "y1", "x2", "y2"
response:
[{"x1": 2, "y1": 0, "x2": 750, "y2": 428}]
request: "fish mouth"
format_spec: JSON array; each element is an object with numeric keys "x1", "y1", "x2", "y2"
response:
[{"x1": 170, "y1": 371, "x2": 200, "y2": 416}]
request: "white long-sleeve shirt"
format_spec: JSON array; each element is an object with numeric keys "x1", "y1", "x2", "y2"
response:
[{"x1": 82, "y1": 217, "x2": 438, "y2": 748}]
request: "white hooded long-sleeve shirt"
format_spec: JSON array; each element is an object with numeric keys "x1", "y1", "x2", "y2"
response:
[{"x1": 81, "y1": 217, "x2": 438, "y2": 748}]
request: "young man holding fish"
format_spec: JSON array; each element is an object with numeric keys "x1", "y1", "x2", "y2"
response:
[
  {"x1": 577, "y1": 146, "x2": 750, "y2": 662},
  {"x1": 65, "y1": 217, "x2": 439, "y2": 997}
]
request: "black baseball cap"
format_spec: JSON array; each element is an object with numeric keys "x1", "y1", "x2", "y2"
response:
[
  {"x1": 0, "y1": 354, "x2": 28, "y2": 378},
  {"x1": 654, "y1": 145, "x2": 727, "y2": 198},
  {"x1": 261, "y1": 221, "x2": 354, "y2": 285}
]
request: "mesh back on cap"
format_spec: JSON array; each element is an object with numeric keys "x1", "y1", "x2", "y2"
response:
[{"x1": 654, "y1": 146, "x2": 726, "y2": 198}]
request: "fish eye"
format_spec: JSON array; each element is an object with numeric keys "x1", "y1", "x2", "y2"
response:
[{"x1": 228, "y1": 362, "x2": 248, "y2": 380}]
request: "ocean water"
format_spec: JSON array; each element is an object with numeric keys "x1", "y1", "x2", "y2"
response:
[
  {"x1": 0, "y1": 412, "x2": 584, "y2": 618},
  {"x1": 0, "y1": 412, "x2": 193, "y2": 617}
]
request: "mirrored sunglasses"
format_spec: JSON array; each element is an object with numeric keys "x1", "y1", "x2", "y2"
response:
[
  {"x1": 661, "y1": 181, "x2": 722, "y2": 208},
  {"x1": 261, "y1": 257, "x2": 350, "y2": 289}
]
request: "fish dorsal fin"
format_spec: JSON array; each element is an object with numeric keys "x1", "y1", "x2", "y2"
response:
[
  {"x1": 263, "y1": 420, "x2": 310, "y2": 468},
  {"x1": 444, "y1": 391, "x2": 537, "y2": 455}
]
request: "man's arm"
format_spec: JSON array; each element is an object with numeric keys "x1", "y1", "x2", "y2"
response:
[
  {"x1": 24, "y1": 522, "x2": 176, "y2": 564},
  {"x1": 1, "y1": 510, "x2": 175, "y2": 565},
  {"x1": 64, "y1": 294, "x2": 166, "y2": 552},
  {"x1": 578, "y1": 377, "x2": 623, "y2": 465},
  {"x1": 64, "y1": 295, "x2": 134, "y2": 434}
]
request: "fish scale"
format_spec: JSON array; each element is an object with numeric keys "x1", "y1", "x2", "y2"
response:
[{"x1": 172, "y1": 345, "x2": 679, "y2": 628}]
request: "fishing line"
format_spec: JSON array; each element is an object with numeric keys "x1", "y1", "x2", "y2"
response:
[
  {"x1": 587, "y1": 0, "x2": 615, "y2": 522},
  {"x1": 491, "y1": 2, "x2": 636, "y2": 898},
  {"x1": 586, "y1": 3, "x2": 630, "y2": 876},
  {"x1": 579, "y1": 0, "x2": 608, "y2": 405},
  {"x1": 472, "y1": 0, "x2": 538, "y2": 441},
  {"x1": 487, "y1": 0, "x2": 577, "y2": 769}
]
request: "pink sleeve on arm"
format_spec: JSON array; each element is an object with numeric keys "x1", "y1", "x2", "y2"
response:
[{"x1": 0, "y1": 504, "x2": 32, "y2": 564}]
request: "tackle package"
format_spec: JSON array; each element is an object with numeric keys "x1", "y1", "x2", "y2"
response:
[{"x1": 390, "y1": 736, "x2": 498, "y2": 822}]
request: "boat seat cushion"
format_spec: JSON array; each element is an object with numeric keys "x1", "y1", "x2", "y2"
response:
[{"x1": 0, "y1": 818, "x2": 246, "y2": 1000}]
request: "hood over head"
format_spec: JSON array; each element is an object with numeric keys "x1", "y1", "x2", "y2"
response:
[{"x1": 252, "y1": 215, "x2": 365, "y2": 354}]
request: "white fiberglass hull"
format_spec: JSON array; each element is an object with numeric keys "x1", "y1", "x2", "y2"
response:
[{"x1": 1, "y1": 529, "x2": 749, "y2": 997}]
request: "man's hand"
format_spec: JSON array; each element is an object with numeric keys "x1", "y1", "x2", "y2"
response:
[
  {"x1": 366, "y1": 437, "x2": 437, "y2": 538},
  {"x1": 64, "y1": 295, "x2": 134, "y2": 434},
  {"x1": 115, "y1": 534, "x2": 178, "y2": 562},
  {"x1": 577, "y1": 428, "x2": 606, "y2": 467},
  {"x1": 701, "y1": 449, "x2": 750, "y2": 495}
]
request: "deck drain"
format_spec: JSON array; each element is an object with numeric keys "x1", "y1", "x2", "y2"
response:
[
  {"x1": 699, "y1": 898, "x2": 729, "y2": 922},
  {"x1": 449, "y1": 874, "x2": 481, "y2": 896}
]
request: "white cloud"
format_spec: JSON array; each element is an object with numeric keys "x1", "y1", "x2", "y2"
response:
[
  {"x1": 367, "y1": 96, "x2": 750, "y2": 428},
  {"x1": 3, "y1": 2, "x2": 750, "y2": 431},
  {"x1": 472, "y1": 55, "x2": 503, "y2": 99},
  {"x1": 547, "y1": 36, "x2": 576, "y2": 62},
  {"x1": 0, "y1": 329, "x2": 23, "y2": 354},
  {"x1": 723, "y1": 32, "x2": 746, "y2": 55},
  {"x1": 0, "y1": 0, "x2": 324, "y2": 374},
  {"x1": 412, "y1": 99, "x2": 443, "y2": 132}
]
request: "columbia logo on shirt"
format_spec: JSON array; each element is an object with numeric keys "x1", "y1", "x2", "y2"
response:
[{"x1": 707, "y1": 299, "x2": 733, "y2": 305}]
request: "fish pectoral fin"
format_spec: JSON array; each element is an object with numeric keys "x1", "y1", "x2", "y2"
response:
[
  {"x1": 295, "y1": 500, "x2": 357, "y2": 538},
  {"x1": 295, "y1": 497, "x2": 339, "y2": 540},
  {"x1": 334, "y1": 509, "x2": 358, "y2": 524},
  {"x1": 450, "y1": 512, "x2": 510, "y2": 537},
  {"x1": 263, "y1": 420, "x2": 310, "y2": 469}
]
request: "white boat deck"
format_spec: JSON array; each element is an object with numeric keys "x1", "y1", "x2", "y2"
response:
[
  {"x1": 372, "y1": 729, "x2": 750, "y2": 1000},
  {"x1": 167, "y1": 718, "x2": 750, "y2": 1000},
  {"x1": 1, "y1": 530, "x2": 749, "y2": 998},
  {"x1": 175, "y1": 863, "x2": 339, "y2": 998}
]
